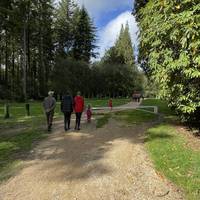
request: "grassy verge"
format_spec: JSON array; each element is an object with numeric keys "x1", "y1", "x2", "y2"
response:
[
  {"x1": 0, "y1": 128, "x2": 48, "y2": 181},
  {"x1": 146, "y1": 124, "x2": 200, "y2": 200},
  {"x1": 0, "y1": 102, "x2": 54, "y2": 181},
  {"x1": 0, "y1": 102, "x2": 62, "y2": 128},
  {"x1": 85, "y1": 98, "x2": 130, "y2": 107},
  {"x1": 0, "y1": 98, "x2": 130, "y2": 127},
  {"x1": 141, "y1": 99, "x2": 175, "y2": 116},
  {"x1": 142, "y1": 99, "x2": 200, "y2": 200},
  {"x1": 96, "y1": 108, "x2": 157, "y2": 128},
  {"x1": 114, "y1": 109, "x2": 157, "y2": 124},
  {"x1": 96, "y1": 114, "x2": 111, "y2": 128}
]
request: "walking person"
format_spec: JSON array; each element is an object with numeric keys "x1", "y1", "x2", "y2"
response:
[
  {"x1": 86, "y1": 104, "x2": 92, "y2": 123},
  {"x1": 61, "y1": 91, "x2": 73, "y2": 131},
  {"x1": 43, "y1": 91, "x2": 56, "y2": 132},
  {"x1": 108, "y1": 98, "x2": 113, "y2": 111},
  {"x1": 74, "y1": 91, "x2": 84, "y2": 130}
]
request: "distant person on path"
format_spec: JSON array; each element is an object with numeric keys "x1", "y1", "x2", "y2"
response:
[
  {"x1": 86, "y1": 104, "x2": 92, "y2": 123},
  {"x1": 108, "y1": 98, "x2": 113, "y2": 111},
  {"x1": 61, "y1": 91, "x2": 73, "y2": 131},
  {"x1": 132, "y1": 92, "x2": 141, "y2": 102},
  {"x1": 74, "y1": 91, "x2": 84, "y2": 130},
  {"x1": 43, "y1": 91, "x2": 56, "y2": 132}
]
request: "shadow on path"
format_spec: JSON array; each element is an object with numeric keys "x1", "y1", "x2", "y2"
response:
[{"x1": 29, "y1": 118, "x2": 149, "y2": 182}]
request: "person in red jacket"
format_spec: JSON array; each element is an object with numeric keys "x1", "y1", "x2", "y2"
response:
[
  {"x1": 74, "y1": 91, "x2": 84, "y2": 130},
  {"x1": 108, "y1": 98, "x2": 113, "y2": 111}
]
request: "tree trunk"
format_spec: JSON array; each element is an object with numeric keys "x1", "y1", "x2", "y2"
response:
[
  {"x1": 12, "y1": 42, "x2": 15, "y2": 99},
  {"x1": 23, "y1": 23, "x2": 27, "y2": 102},
  {"x1": 5, "y1": 30, "x2": 8, "y2": 87}
]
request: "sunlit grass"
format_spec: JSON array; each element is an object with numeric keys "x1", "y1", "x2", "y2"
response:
[
  {"x1": 96, "y1": 114, "x2": 111, "y2": 128},
  {"x1": 0, "y1": 98, "x2": 130, "y2": 127},
  {"x1": 114, "y1": 109, "x2": 157, "y2": 124},
  {"x1": 146, "y1": 124, "x2": 200, "y2": 200},
  {"x1": 141, "y1": 98, "x2": 175, "y2": 116},
  {"x1": 0, "y1": 128, "x2": 48, "y2": 181}
]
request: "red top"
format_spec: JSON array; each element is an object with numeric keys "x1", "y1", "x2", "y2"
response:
[
  {"x1": 87, "y1": 109, "x2": 92, "y2": 118},
  {"x1": 108, "y1": 100, "x2": 112, "y2": 107},
  {"x1": 74, "y1": 95, "x2": 84, "y2": 113}
]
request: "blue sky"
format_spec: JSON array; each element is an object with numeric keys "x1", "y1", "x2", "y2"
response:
[
  {"x1": 57, "y1": 0, "x2": 138, "y2": 59},
  {"x1": 96, "y1": 6, "x2": 130, "y2": 28}
]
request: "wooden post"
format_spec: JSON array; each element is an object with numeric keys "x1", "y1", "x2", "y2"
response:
[
  {"x1": 154, "y1": 106, "x2": 158, "y2": 114},
  {"x1": 4, "y1": 104, "x2": 10, "y2": 119},
  {"x1": 26, "y1": 103, "x2": 30, "y2": 116}
]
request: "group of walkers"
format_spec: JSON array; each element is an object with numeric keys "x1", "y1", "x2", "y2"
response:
[
  {"x1": 132, "y1": 91, "x2": 144, "y2": 102},
  {"x1": 43, "y1": 91, "x2": 90, "y2": 132},
  {"x1": 43, "y1": 91, "x2": 115, "y2": 132}
]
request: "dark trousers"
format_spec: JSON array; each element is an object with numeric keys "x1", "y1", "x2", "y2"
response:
[
  {"x1": 75, "y1": 112, "x2": 82, "y2": 129},
  {"x1": 46, "y1": 111, "x2": 54, "y2": 130},
  {"x1": 64, "y1": 112, "x2": 72, "y2": 130}
]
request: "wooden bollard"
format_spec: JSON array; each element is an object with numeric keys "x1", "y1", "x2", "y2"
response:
[
  {"x1": 26, "y1": 103, "x2": 30, "y2": 116},
  {"x1": 4, "y1": 104, "x2": 10, "y2": 119}
]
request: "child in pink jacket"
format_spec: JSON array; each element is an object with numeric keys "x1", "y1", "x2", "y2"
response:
[{"x1": 86, "y1": 104, "x2": 92, "y2": 123}]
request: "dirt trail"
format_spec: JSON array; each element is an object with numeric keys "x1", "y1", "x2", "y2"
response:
[{"x1": 0, "y1": 103, "x2": 184, "y2": 200}]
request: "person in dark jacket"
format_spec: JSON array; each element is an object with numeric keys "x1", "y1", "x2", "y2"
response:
[
  {"x1": 61, "y1": 91, "x2": 73, "y2": 131},
  {"x1": 74, "y1": 91, "x2": 84, "y2": 130}
]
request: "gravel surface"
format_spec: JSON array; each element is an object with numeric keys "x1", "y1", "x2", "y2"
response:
[{"x1": 0, "y1": 103, "x2": 184, "y2": 200}]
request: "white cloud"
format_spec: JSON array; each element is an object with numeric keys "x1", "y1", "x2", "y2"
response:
[
  {"x1": 75, "y1": 0, "x2": 132, "y2": 19},
  {"x1": 97, "y1": 11, "x2": 138, "y2": 59},
  {"x1": 55, "y1": 1, "x2": 138, "y2": 60}
]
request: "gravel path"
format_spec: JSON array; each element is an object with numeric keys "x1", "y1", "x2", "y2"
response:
[{"x1": 0, "y1": 102, "x2": 184, "y2": 200}]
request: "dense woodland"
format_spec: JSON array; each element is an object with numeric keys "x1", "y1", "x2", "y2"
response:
[
  {"x1": 134, "y1": 0, "x2": 200, "y2": 129},
  {"x1": 0, "y1": 0, "x2": 144, "y2": 101}
]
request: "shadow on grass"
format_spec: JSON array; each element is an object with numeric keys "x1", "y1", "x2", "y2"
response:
[
  {"x1": 0, "y1": 126, "x2": 49, "y2": 182},
  {"x1": 144, "y1": 133, "x2": 174, "y2": 142}
]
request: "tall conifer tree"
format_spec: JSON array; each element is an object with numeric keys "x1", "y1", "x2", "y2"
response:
[
  {"x1": 72, "y1": 6, "x2": 97, "y2": 62},
  {"x1": 55, "y1": 0, "x2": 77, "y2": 55}
]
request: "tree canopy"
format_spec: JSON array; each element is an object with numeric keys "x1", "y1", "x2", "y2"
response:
[
  {"x1": 0, "y1": 0, "x2": 97, "y2": 100},
  {"x1": 134, "y1": 0, "x2": 200, "y2": 129},
  {"x1": 0, "y1": 0, "x2": 144, "y2": 100}
]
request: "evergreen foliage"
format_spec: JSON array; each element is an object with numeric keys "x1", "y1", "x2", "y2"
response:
[
  {"x1": 0, "y1": 0, "x2": 144, "y2": 100},
  {"x1": 55, "y1": 0, "x2": 77, "y2": 55},
  {"x1": 0, "y1": 0, "x2": 54, "y2": 100},
  {"x1": 103, "y1": 23, "x2": 135, "y2": 68},
  {"x1": 0, "y1": 0, "x2": 97, "y2": 100},
  {"x1": 98, "y1": 23, "x2": 144, "y2": 97},
  {"x1": 115, "y1": 23, "x2": 135, "y2": 67},
  {"x1": 71, "y1": 6, "x2": 97, "y2": 62}
]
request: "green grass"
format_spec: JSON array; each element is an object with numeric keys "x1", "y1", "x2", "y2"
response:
[
  {"x1": 141, "y1": 98, "x2": 179, "y2": 123},
  {"x1": 96, "y1": 104, "x2": 157, "y2": 128},
  {"x1": 0, "y1": 128, "x2": 48, "y2": 181},
  {"x1": 96, "y1": 114, "x2": 111, "y2": 128},
  {"x1": 0, "y1": 102, "x2": 60, "y2": 180},
  {"x1": 0, "y1": 98, "x2": 130, "y2": 127},
  {"x1": 141, "y1": 99, "x2": 175, "y2": 116},
  {"x1": 146, "y1": 124, "x2": 200, "y2": 200},
  {"x1": 114, "y1": 109, "x2": 157, "y2": 124},
  {"x1": 0, "y1": 102, "x2": 62, "y2": 128},
  {"x1": 142, "y1": 99, "x2": 200, "y2": 199},
  {"x1": 85, "y1": 98, "x2": 130, "y2": 107},
  {"x1": 138, "y1": 107, "x2": 155, "y2": 113}
]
